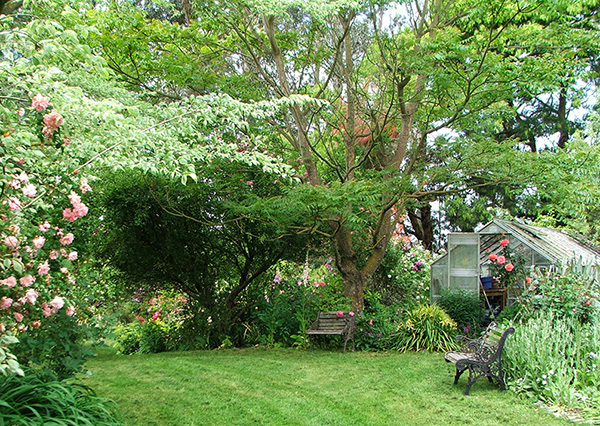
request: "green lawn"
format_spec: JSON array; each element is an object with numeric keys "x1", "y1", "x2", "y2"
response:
[{"x1": 82, "y1": 347, "x2": 571, "y2": 426}]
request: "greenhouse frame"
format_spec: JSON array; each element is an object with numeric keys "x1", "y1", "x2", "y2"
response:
[{"x1": 430, "y1": 219, "x2": 600, "y2": 310}]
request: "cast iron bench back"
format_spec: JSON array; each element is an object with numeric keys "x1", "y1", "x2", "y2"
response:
[
  {"x1": 306, "y1": 311, "x2": 355, "y2": 352},
  {"x1": 444, "y1": 321, "x2": 514, "y2": 395}
]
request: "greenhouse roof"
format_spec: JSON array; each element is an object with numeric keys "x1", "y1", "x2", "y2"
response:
[{"x1": 478, "y1": 219, "x2": 600, "y2": 265}]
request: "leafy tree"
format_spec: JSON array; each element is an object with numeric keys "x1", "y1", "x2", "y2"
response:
[
  {"x1": 86, "y1": 165, "x2": 312, "y2": 316},
  {"x1": 89, "y1": 0, "x2": 600, "y2": 310}
]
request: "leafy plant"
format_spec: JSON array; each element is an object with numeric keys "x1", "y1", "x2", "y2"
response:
[
  {"x1": 503, "y1": 311, "x2": 600, "y2": 416},
  {"x1": 0, "y1": 368, "x2": 122, "y2": 425},
  {"x1": 436, "y1": 289, "x2": 484, "y2": 337},
  {"x1": 390, "y1": 305, "x2": 458, "y2": 353}
]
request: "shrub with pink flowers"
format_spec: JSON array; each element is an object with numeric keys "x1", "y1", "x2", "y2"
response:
[{"x1": 1, "y1": 94, "x2": 91, "y2": 376}]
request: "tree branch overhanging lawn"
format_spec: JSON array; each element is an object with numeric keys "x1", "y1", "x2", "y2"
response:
[{"x1": 82, "y1": 348, "x2": 572, "y2": 426}]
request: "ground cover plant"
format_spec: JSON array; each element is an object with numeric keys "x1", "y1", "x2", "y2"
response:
[{"x1": 81, "y1": 347, "x2": 573, "y2": 426}]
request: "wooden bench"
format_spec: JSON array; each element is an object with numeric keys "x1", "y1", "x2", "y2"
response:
[
  {"x1": 444, "y1": 321, "x2": 515, "y2": 395},
  {"x1": 306, "y1": 311, "x2": 356, "y2": 352}
]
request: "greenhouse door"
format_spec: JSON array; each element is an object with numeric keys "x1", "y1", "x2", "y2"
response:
[{"x1": 447, "y1": 233, "x2": 480, "y2": 294}]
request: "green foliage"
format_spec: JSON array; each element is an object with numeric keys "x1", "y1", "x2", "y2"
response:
[
  {"x1": 518, "y1": 270, "x2": 600, "y2": 324},
  {"x1": 495, "y1": 302, "x2": 522, "y2": 326},
  {"x1": 0, "y1": 368, "x2": 122, "y2": 425},
  {"x1": 0, "y1": 334, "x2": 23, "y2": 377},
  {"x1": 503, "y1": 312, "x2": 600, "y2": 416},
  {"x1": 436, "y1": 289, "x2": 484, "y2": 338},
  {"x1": 355, "y1": 291, "x2": 404, "y2": 351},
  {"x1": 13, "y1": 311, "x2": 98, "y2": 380},
  {"x1": 390, "y1": 305, "x2": 458, "y2": 353},
  {"x1": 371, "y1": 242, "x2": 432, "y2": 306}
]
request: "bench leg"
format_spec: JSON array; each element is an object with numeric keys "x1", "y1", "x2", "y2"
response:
[{"x1": 454, "y1": 367, "x2": 465, "y2": 385}]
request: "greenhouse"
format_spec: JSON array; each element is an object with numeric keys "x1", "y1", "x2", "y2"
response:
[{"x1": 430, "y1": 219, "x2": 600, "y2": 310}]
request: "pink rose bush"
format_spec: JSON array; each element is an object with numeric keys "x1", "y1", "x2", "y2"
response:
[
  {"x1": 486, "y1": 237, "x2": 527, "y2": 288},
  {"x1": 1, "y1": 95, "x2": 90, "y2": 368}
]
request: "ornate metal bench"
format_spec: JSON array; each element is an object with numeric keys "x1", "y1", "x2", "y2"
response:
[
  {"x1": 444, "y1": 321, "x2": 515, "y2": 395},
  {"x1": 306, "y1": 311, "x2": 356, "y2": 352}
]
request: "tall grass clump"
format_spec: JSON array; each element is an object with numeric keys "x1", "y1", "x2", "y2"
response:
[
  {"x1": 389, "y1": 305, "x2": 458, "y2": 352},
  {"x1": 0, "y1": 369, "x2": 122, "y2": 425},
  {"x1": 503, "y1": 311, "x2": 600, "y2": 418}
]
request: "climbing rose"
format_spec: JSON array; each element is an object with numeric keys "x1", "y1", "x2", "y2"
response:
[
  {"x1": 488, "y1": 253, "x2": 497, "y2": 262},
  {"x1": 500, "y1": 238, "x2": 510, "y2": 247},
  {"x1": 19, "y1": 275, "x2": 35, "y2": 287},
  {"x1": 505, "y1": 263, "x2": 515, "y2": 272},
  {"x1": 49, "y1": 296, "x2": 64, "y2": 310},
  {"x1": 1, "y1": 276, "x2": 17, "y2": 288},
  {"x1": 497, "y1": 255, "x2": 506, "y2": 265},
  {"x1": 4, "y1": 236, "x2": 19, "y2": 250},
  {"x1": 32, "y1": 235, "x2": 46, "y2": 249},
  {"x1": 42, "y1": 109, "x2": 63, "y2": 129},
  {"x1": 60, "y1": 233, "x2": 74, "y2": 245},
  {"x1": 38, "y1": 261, "x2": 50, "y2": 276},
  {"x1": 31, "y1": 94, "x2": 49, "y2": 111},
  {"x1": 24, "y1": 289, "x2": 39, "y2": 305},
  {"x1": 67, "y1": 251, "x2": 78, "y2": 261},
  {"x1": 7, "y1": 197, "x2": 21, "y2": 211},
  {"x1": 0, "y1": 297, "x2": 13, "y2": 309}
]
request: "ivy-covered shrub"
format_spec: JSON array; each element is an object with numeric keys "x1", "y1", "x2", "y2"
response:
[
  {"x1": 436, "y1": 289, "x2": 484, "y2": 338},
  {"x1": 389, "y1": 305, "x2": 458, "y2": 352}
]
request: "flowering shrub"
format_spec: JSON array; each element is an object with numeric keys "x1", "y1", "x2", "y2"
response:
[
  {"x1": 1, "y1": 94, "x2": 90, "y2": 376},
  {"x1": 518, "y1": 270, "x2": 600, "y2": 324},
  {"x1": 354, "y1": 291, "x2": 403, "y2": 351},
  {"x1": 486, "y1": 237, "x2": 527, "y2": 288},
  {"x1": 371, "y1": 242, "x2": 431, "y2": 307}
]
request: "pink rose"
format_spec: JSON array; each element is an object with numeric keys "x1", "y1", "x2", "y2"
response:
[
  {"x1": 22, "y1": 183, "x2": 37, "y2": 197},
  {"x1": 66, "y1": 305, "x2": 76, "y2": 316},
  {"x1": 7, "y1": 197, "x2": 21, "y2": 211},
  {"x1": 25, "y1": 289, "x2": 39, "y2": 305},
  {"x1": 49, "y1": 250, "x2": 59, "y2": 259},
  {"x1": 41, "y1": 302, "x2": 53, "y2": 317},
  {"x1": 4, "y1": 235, "x2": 19, "y2": 250},
  {"x1": 32, "y1": 235, "x2": 46, "y2": 249},
  {"x1": 525, "y1": 277, "x2": 532, "y2": 284},
  {"x1": 60, "y1": 233, "x2": 75, "y2": 245},
  {"x1": 0, "y1": 276, "x2": 17, "y2": 288},
  {"x1": 336, "y1": 311, "x2": 344, "y2": 317},
  {"x1": 13, "y1": 312, "x2": 24, "y2": 322},
  {"x1": 17, "y1": 107, "x2": 25, "y2": 117},
  {"x1": 49, "y1": 296, "x2": 64, "y2": 310},
  {"x1": 38, "y1": 261, "x2": 50, "y2": 276},
  {"x1": 80, "y1": 178, "x2": 92, "y2": 193},
  {"x1": 32, "y1": 320, "x2": 41, "y2": 328},
  {"x1": 39, "y1": 221, "x2": 52, "y2": 232},
  {"x1": 488, "y1": 253, "x2": 497, "y2": 262},
  {"x1": 43, "y1": 109, "x2": 63, "y2": 129},
  {"x1": 505, "y1": 263, "x2": 515, "y2": 272},
  {"x1": 67, "y1": 251, "x2": 78, "y2": 261},
  {"x1": 31, "y1": 94, "x2": 49, "y2": 111},
  {"x1": 152, "y1": 311, "x2": 160, "y2": 321},
  {"x1": 19, "y1": 275, "x2": 35, "y2": 287},
  {"x1": 349, "y1": 311, "x2": 355, "y2": 317},
  {"x1": 0, "y1": 297, "x2": 13, "y2": 309},
  {"x1": 500, "y1": 238, "x2": 510, "y2": 247},
  {"x1": 497, "y1": 255, "x2": 506, "y2": 265}
]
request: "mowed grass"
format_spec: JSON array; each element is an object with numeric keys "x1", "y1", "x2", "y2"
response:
[{"x1": 82, "y1": 347, "x2": 571, "y2": 426}]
